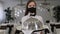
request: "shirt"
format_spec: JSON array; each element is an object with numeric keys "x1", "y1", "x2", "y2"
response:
[{"x1": 21, "y1": 13, "x2": 44, "y2": 25}]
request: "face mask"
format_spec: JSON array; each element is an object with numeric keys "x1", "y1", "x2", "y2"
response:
[{"x1": 27, "y1": 7, "x2": 36, "y2": 13}]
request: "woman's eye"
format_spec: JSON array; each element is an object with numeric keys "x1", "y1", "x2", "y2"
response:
[
  {"x1": 33, "y1": 5, "x2": 35, "y2": 6},
  {"x1": 28, "y1": 5, "x2": 36, "y2": 8},
  {"x1": 34, "y1": 6, "x2": 36, "y2": 8},
  {"x1": 33, "y1": 6, "x2": 36, "y2": 8},
  {"x1": 29, "y1": 5, "x2": 31, "y2": 7},
  {"x1": 28, "y1": 6, "x2": 31, "y2": 8}
]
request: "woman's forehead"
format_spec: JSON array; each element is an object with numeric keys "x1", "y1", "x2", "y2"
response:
[{"x1": 28, "y1": 2, "x2": 36, "y2": 5}]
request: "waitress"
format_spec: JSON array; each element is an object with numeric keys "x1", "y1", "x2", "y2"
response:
[
  {"x1": 21, "y1": 0, "x2": 45, "y2": 34},
  {"x1": 21, "y1": 0, "x2": 44, "y2": 25}
]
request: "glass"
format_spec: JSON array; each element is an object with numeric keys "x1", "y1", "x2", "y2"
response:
[{"x1": 22, "y1": 17, "x2": 43, "y2": 30}]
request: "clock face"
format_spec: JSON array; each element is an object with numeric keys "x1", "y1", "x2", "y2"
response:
[{"x1": 22, "y1": 17, "x2": 43, "y2": 30}]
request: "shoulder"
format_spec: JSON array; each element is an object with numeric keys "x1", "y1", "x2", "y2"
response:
[
  {"x1": 34, "y1": 15, "x2": 43, "y2": 21},
  {"x1": 35, "y1": 15, "x2": 43, "y2": 19},
  {"x1": 21, "y1": 15, "x2": 30, "y2": 23},
  {"x1": 22, "y1": 16, "x2": 27, "y2": 19}
]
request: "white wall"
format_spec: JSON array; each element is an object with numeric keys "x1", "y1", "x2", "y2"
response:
[{"x1": 0, "y1": 2, "x2": 6, "y2": 23}]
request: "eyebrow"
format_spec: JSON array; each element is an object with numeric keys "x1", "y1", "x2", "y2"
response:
[{"x1": 29, "y1": 5, "x2": 35, "y2": 6}]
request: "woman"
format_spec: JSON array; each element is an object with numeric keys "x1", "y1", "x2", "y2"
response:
[
  {"x1": 21, "y1": 0, "x2": 44, "y2": 25},
  {"x1": 21, "y1": 0, "x2": 45, "y2": 34}
]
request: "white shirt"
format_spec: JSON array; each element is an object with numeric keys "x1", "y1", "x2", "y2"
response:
[{"x1": 21, "y1": 13, "x2": 44, "y2": 24}]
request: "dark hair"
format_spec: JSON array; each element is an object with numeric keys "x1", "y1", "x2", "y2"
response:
[{"x1": 25, "y1": 0, "x2": 36, "y2": 16}]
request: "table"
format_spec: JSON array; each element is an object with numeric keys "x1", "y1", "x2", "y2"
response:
[
  {"x1": 50, "y1": 23, "x2": 60, "y2": 32},
  {"x1": 15, "y1": 25, "x2": 50, "y2": 34},
  {"x1": 0, "y1": 23, "x2": 14, "y2": 34},
  {"x1": 0, "y1": 29, "x2": 8, "y2": 34}
]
